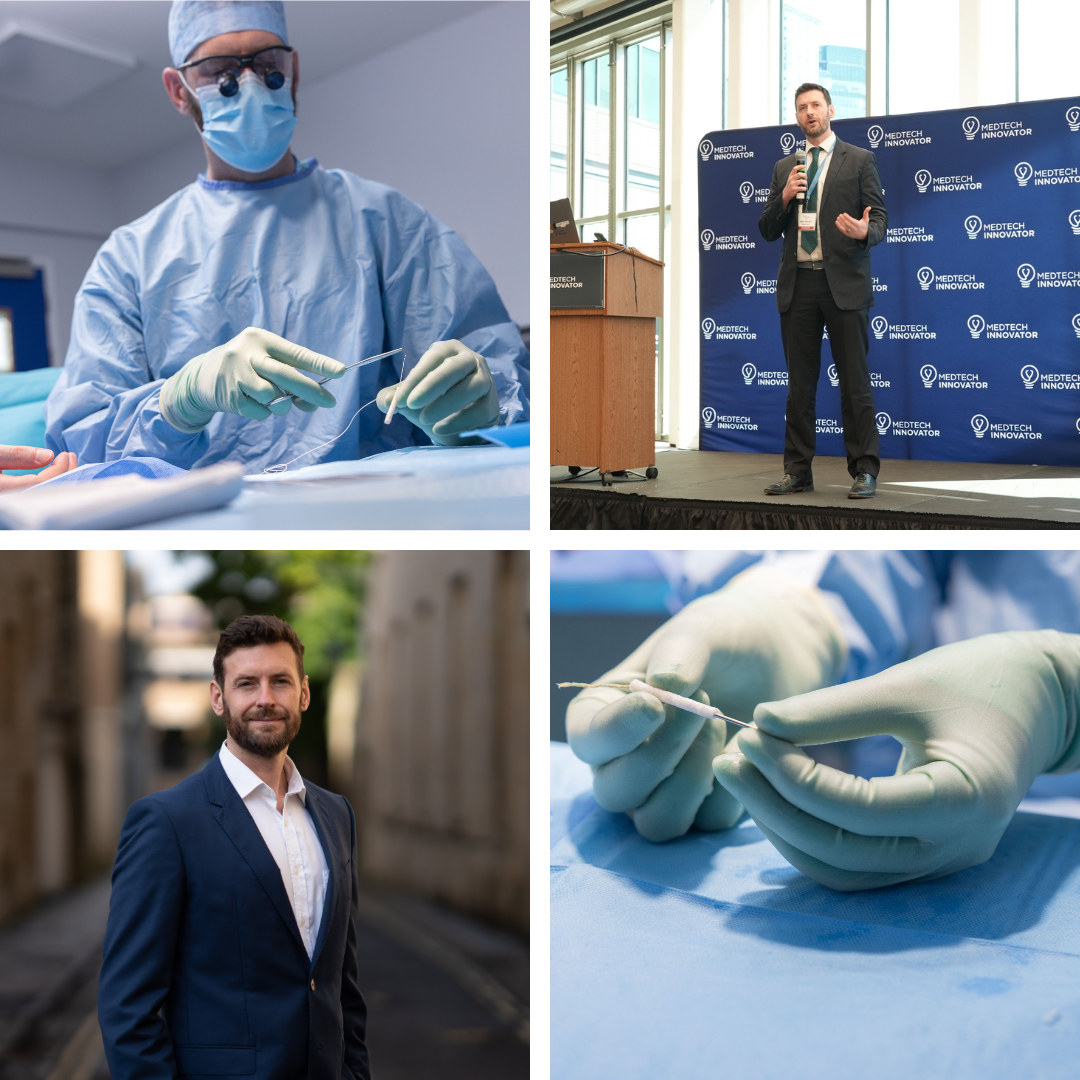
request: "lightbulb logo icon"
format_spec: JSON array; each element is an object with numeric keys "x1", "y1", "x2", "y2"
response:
[
  {"x1": 741, "y1": 272, "x2": 756, "y2": 294},
  {"x1": 780, "y1": 132, "x2": 798, "y2": 155},
  {"x1": 701, "y1": 317, "x2": 716, "y2": 340},
  {"x1": 915, "y1": 169, "x2": 932, "y2": 193},
  {"x1": 1076, "y1": 417, "x2": 1080, "y2": 435},
  {"x1": 867, "y1": 124, "x2": 884, "y2": 148},
  {"x1": 964, "y1": 215, "x2": 983, "y2": 239},
  {"x1": 1021, "y1": 365, "x2": 1040, "y2": 389},
  {"x1": 871, "y1": 316, "x2": 888, "y2": 340},
  {"x1": 742, "y1": 363, "x2": 757, "y2": 385},
  {"x1": 920, "y1": 365, "x2": 938, "y2": 388},
  {"x1": 962, "y1": 116, "x2": 980, "y2": 140},
  {"x1": 700, "y1": 229, "x2": 715, "y2": 251},
  {"x1": 917, "y1": 267, "x2": 935, "y2": 291},
  {"x1": 827, "y1": 363, "x2": 839, "y2": 387},
  {"x1": 1015, "y1": 161, "x2": 1034, "y2": 187},
  {"x1": 1069, "y1": 210, "x2": 1080, "y2": 235},
  {"x1": 1071, "y1": 313, "x2": 1080, "y2": 338},
  {"x1": 739, "y1": 181, "x2": 754, "y2": 203},
  {"x1": 702, "y1": 406, "x2": 718, "y2": 427},
  {"x1": 699, "y1": 139, "x2": 714, "y2": 161},
  {"x1": 1067, "y1": 107, "x2": 1080, "y2": 132},
  {"x1": 967, "y1": 314, "x2": 986, "y2": 339},
  {"x1": 1017, "y1": 263, "x2": 1036, "y2": 288},
  {"x1": 971, "y1": 414, "x2": 989, "y2": 438},
  {"x1": 875, "y1": 412, "x2": 892, "y2": 435}
]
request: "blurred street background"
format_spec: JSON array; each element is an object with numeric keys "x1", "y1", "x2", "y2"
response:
[{"x1": 0, "y1": 550, "x2": 529, "y2": 1079}]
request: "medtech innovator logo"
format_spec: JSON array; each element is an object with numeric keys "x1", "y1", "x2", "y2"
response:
[
  {"x1": 915, "y1": 169, "x2": 933, "y2": 193},
  {"x1": 964, "y1": 215, "x2": 983, "y2": 239},
  {"x1": 828, "y1": 363, "x2": 839, "y2": 387},
  {"x1": 739, "y1": 181, "x2": 754, "y2": 203},
  {"x1": 742, "y1": 363, "x2": 757, "y2": 385},
  {"x1": 700, "y1": 229, "x2": 715, "y2": 251},
  {"x1": 971, "y1": 414, "x2": 990, "y2": 438},
  {"x1": 1076, "y1": 417, "x2": 1080, "y2": 435},
  {"x1": 1015, "y1": 162, "x2": 1034, "y2": 187},
  {"x1": 702, "y1": 406, "x2": 718, "y2": 427},
  {"x1": 1072, "y1": 313, "x2": 1080, "y2": 338},
  {"x1": 741, "y1": 272, "x2": 756, "y2": 294},
  {"x1": 1068, "y1": 107, "x2": 1080, "y2": 133},
  {"x1": 917, "y1": 267, "x2": 935, "y2": 290},
  {"x1": 699, "y1": 139, "x2": 714, "y2": 161},
  {"x1": 875, "y1": 412, "x2": 892, "y2": 435},
  {"x1": 968, "y1": 314, "x2": 986, "y2": 339},
  {"x1": 1018, "y1": 263, "x2": 1037, "y2": 288},
  {"x1": 920, "y1": 364, "x2": 938, "y2": 388},
  {"x1": 1021, "y1": 364, "x2": 1040, "y2": 389},
  {"x1": 867, "y1": 124, "x2": 884, "y2": 148},
  {"x1": 701, "y1": 317, "x2": 716, "y2": 340},
  {"x1": 1070, "y1": 209, "x2": 1080, "y2": 235},
  {"x1": 780, "y1": 132, "x2": 799, "y2": 156},
  {"x1": 871, "y1": 316, "x2": 888, "y2": 340},
  {"x1": 962, "y1": 116, "x2": 980, "y2": 140}
]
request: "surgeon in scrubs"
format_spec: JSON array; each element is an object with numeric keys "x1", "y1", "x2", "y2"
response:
[{"x1": 44, "y1": 0, "x2": 529, "y2": 472}]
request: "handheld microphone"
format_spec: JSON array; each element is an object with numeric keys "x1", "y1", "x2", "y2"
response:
[{"x1": 794, "y1": 147, "x2": 806, "y2": 206}]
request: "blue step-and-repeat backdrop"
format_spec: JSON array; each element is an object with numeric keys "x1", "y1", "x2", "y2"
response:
[{"x1": 698, "y1": 96, "x2": 1080, "y2": 464}]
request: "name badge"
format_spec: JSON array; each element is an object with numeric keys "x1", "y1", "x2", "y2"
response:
[{"x1": 798, "y1": 212, "x2": 817, "y2": 231}]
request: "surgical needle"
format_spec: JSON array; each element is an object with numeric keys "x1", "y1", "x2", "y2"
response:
[
  {"x1": 266, "y1": 348, "x2": 404, "y2": 407},
  {"x1": 557, "y1": 680, "x2": 757, "y2": 730}
]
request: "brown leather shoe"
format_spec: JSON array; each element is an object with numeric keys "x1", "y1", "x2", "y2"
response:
[
  {"x1": 764, "y1": 473, "x2": 814, "y2": 495},
  {"x1": 848, "y1": 473, "x2": 877, "y2": 499}
]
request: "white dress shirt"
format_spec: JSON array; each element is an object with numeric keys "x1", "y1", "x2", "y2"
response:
[
  {"x1": 796, "y1": 130, "x2": 837, "y2": 264},
  {"x1": 218, "y1": 742, "x2": 329, "y2": 959}
]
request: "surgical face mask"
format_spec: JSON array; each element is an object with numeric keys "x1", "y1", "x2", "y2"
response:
[{"x1": 182, "y1": 70, "x2": 297, "y2": 175}]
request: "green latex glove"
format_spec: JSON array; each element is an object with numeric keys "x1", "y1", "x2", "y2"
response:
[
  {"x1": 160, "y1": 327, "x2": 346, "y2": 433},
  {"x1": 376, "y1": 340, "x2": 499, "y2": 445},
  {"x1": 713, "y1": 630, "x2": 1080, "y2": 892},
  {"x1": 565, "y1": 568, "x2": 847, "y2": 842}
]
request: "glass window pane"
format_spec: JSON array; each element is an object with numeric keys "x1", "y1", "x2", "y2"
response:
[
  {"x1": 580, "y1": 53, "x2": 611, "y2": 220},
  {"x1": 889, "y1": 0, "x2": 960, "y2": 113},
  {"x1": 624, "y1": 213, "x2": 660, "y2": 260},
  {"x1": 781, "y1": 1, "x2": 866, "y2": 123},
  {"x1": 550, "y1": 67, "x2": 568, "y2": 201},
  {"x1": 1019, "y1": 0, "x2": 1080, "y2": 101},
  {"x1": 625, "y1": 37, "x2": 662, "y2": 212}
]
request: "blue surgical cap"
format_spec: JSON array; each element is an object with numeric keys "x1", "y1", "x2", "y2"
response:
[{"x1": 168, "y1": 1, "x2": 288, "y2": 66}]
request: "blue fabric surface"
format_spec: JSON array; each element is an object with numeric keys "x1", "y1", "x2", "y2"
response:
[
  {"x1": 45, "y1": 163, "x2": 529, "y2": 470},
  {"x1": 37, "y1": 458, "x2": 187, "y2": 486},
  {"x1": 459, "y1": 422, "x2": 530, "y2": 448},
  {"x1": 0, "y1": 368, "x2": 63, "y2": 450},
  {"x1": 551, "y1": 742, "x2": 1080, "y2": 1079}
]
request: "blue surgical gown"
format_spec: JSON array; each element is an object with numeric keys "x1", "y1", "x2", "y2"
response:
[{"x1": 44, "y1": 158, "x2": 530, "y2": 471}]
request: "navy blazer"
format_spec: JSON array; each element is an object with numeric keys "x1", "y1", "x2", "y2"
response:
[
  {"x1": 757, "y1": 137, "x2": 888, "y2": 312},
  {"x1": 98, "y1": 753, "x2": 369, "y2": 1079}
]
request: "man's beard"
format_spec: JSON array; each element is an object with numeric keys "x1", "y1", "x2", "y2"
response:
[{"x1": 222, "y1": 700, "x2": 302, "y2": 757}]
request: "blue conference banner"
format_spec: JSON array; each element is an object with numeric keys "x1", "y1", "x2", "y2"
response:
[{"x1": 698, "y1": 96, "x2": 1080, "y2": 464}]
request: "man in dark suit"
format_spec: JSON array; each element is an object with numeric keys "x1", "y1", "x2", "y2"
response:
[
  {"x1": 98, "y1": 615, "x2": 369, "y2": 1079},
  {"x1": 758, "y1": 82, "x2": 888, "y2": 499}
]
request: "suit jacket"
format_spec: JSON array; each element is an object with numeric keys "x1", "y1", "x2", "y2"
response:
[
  {"x1": 98, "y1": 754, "x2": 370, "y2": 1080},
  {"x1": 757, "y1": 137, "x2": 888, "y2": 312}
]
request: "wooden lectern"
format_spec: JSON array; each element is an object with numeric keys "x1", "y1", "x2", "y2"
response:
[{"x1": 550, "y1": 242, "x2": 664, "y2": 483}]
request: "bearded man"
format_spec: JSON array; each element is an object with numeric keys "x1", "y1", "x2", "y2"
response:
[{"x1": 98, "y1": 615, "x2": 369, "y2": 1079}]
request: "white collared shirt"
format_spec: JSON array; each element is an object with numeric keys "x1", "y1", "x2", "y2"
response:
[
  {"x1": 218, "y1": 742, "x2": 329, "y2": 959},
  {"x1": 796, "y1": 130, "x2": 837, "y2": 263}
]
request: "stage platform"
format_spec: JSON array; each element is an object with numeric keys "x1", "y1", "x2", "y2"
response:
[{"x1": 550, "y1": 449, "x2": 1080, "y2": 529}]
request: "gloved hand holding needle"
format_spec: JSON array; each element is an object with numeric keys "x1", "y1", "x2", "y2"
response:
[{"x1": 564, "y1": 568, "x2": 848, "y2": 842}]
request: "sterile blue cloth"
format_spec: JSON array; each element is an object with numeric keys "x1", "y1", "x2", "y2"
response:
[
  {"x1": 168, "y1": 0, "x2": 288, "y2": 66},
  {"x1": 550, "y1": 742, "x2": 1080, "y2": 1080},
  {"x1": 45, "y1": 160, "x2": 529, "y2": 471},
  {"x1": 459, "y1": 422, "x2": 530, "y2": 448},
  {"x1": 0, "y1": 367, "x2": 63, "y2": 449},
  {"x1": 35, "y1": 457, "x2": 187, "y2": 486}
]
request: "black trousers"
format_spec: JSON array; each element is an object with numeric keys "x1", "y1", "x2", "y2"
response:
[{"x1": 779, "y1": 267, "x2": 880, "y2": 479}]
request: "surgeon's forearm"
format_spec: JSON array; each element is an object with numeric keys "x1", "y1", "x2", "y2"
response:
[
  {"x1": 160, "y1": 366, "x2": 215, "y2": 433},
  {"x1": 1036, "y1": 631, "x2": 1080, "y2": 774}
]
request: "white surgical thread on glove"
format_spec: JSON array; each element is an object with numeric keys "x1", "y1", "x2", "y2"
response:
[
  {"x1": 557, "y1": 681, "x2": 756, "y2": 730},
  {"x1": 263, "y1": 351, "x2": 407, "y2": 474}
]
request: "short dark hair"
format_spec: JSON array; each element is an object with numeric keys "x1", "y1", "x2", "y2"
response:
[
  {"x1": 794, "y1": 82, "x2": 832, "y2": 107},
  {"x1": 213, "y1": 615, "x2": 305, "y2": 686}
]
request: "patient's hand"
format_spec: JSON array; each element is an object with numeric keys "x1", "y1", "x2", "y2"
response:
[{"x1": 0, "y1": 446, "x2": 78, "y2": 491}]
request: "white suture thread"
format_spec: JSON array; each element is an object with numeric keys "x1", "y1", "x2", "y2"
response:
[
  {"x1": 264, "y1": 350, "x2": 407, "y2": 474},
  {"x1": 556, "y1": 679, "x2": 754, "y2": 729}
]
